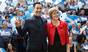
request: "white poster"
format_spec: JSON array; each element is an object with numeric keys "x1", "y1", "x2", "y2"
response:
[
  {"x1": 39, "y1": 0, "x2": 43, "y2": 2},
  {"x1": 54, "y1": 0, "x2": 62, "y2": 4},
  {"x1": 45, "y1": 0, "x2": 52, "y2": 3},
  {"x1": 26, "y1": 0, "x2": 33, "y2": 4},
  {"x1": 0, "y1": 0, "x2": 7, "y2": 12},
  {"x1": 12, "y1": 0, "x2": 18, "y2": 6}
]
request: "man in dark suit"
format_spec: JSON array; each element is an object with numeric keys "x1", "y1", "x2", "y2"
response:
[{"x1": 15, "y1": 2, "x2": 48, "y2": 52}]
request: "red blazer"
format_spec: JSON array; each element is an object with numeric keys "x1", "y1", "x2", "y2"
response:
[{"x1": 47, "y1": 21, "x2": 69, "y2": 46}]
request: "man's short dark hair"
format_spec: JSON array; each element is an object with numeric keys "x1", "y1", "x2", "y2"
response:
[{"x1": 33, "y1": 2, "x2": 43, "y2": 8}]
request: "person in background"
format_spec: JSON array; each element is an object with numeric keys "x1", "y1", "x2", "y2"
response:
[
  {"x1": 7, "y1": 42, "x2": 15, "y2": 52},
  {"x1": 0, "y1": 22, "x2": 13, "y2": 50},
  {"x1": 47, "y1": 7, "x2": 70, "y2": 52},
  {"x1": 12, "y1": 11, "x2": 26, "y2": 52},
  {"x1": 24, "y1": 5, "x2": 31, "y2": 20},
  {"x1": 3, "y1": 15, "x2": 10, "y2": 23},
  {"x1": 69, "y1": 33, "x2": 76, "y2": 52},
  {"x1": 76, "y1": 34, "x2": 86, "y2": 52},
  {"x1": 0, "y1": 12, "x2": 3, "y2": 26},
  {"x1": 78, "y1": 9, "x2": 87, "y2": 23},
  {"x1": 42, "y1": 7, "x2": 50, "y2": 20},
  {"x1": 2, "y1": 15, "x2": 12, "y2": 31}
]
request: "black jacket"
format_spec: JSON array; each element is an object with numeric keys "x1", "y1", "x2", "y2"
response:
[{"x1": 16, "y1": 16, "x2": 48, "y2": 51}]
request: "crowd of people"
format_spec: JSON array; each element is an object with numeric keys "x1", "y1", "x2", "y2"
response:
[{"x1": 0, "y1": 0, "x2": 88, "y2": 52}]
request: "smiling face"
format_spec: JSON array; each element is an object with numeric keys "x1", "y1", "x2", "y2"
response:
[
  {"x1": 51, "y1": 10, "x2": 59, "y2": 20},
  {"x1": 34, "y1": 4, "x2": 42, "y2": 16}
]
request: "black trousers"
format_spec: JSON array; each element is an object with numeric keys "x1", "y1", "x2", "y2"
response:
[
  {"x1": 26, "y1": 49, "x2": 47, "y2": 52},
  {"x1": 48, "y1": 45, "x2": 66, "y2": 52}
]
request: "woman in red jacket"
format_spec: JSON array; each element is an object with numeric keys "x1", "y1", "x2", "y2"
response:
[{"x1": 47, "y1": 7, "x2": 70, "y2": 52}]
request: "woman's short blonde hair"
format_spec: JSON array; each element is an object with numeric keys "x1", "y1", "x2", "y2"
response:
[{"x1": 49, "y1": 7, "x2": 58, "y2": 17}]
